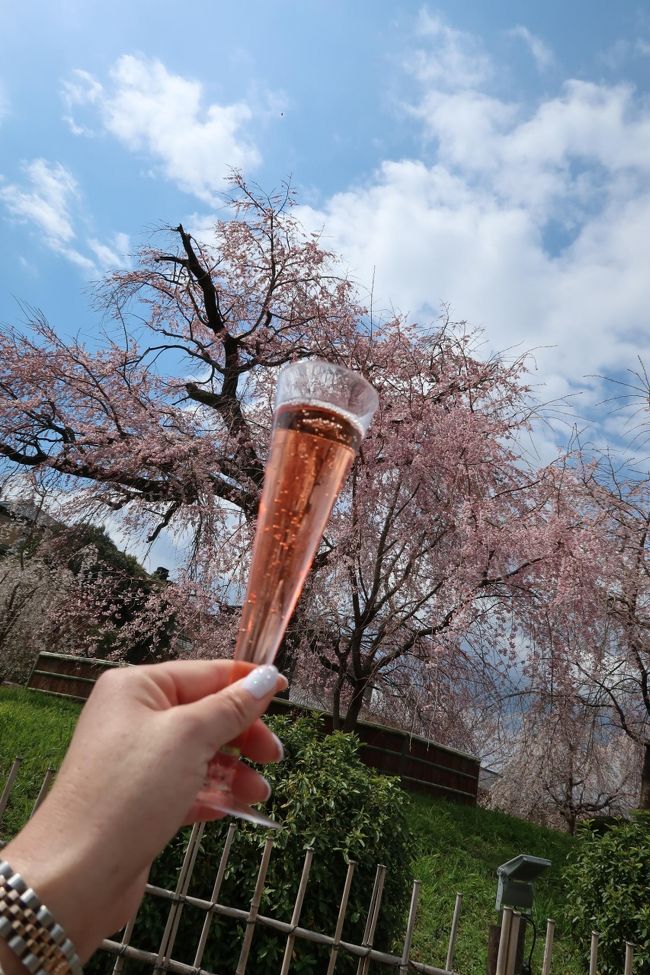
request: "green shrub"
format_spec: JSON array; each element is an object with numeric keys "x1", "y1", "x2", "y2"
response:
[
  {"x1": 94, "y1": 715, "x2": 415, "y2": 975},
  {"x1": 563, "y1": 813, "x2": 650, "y2": 975}
]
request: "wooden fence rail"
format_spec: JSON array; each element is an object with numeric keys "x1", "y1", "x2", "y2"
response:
[
  {"x1": 26, "y1": 651, "x2": 481, "y2": 804},
  {"x1": 0, "y1": 761, "x2": 638, "y2": 975}
]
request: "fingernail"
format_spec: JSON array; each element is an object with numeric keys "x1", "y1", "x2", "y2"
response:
[
  {"x1": 271, "y1": 732, "x2": 284, "y2": 761},
  {"x1": 241, "y1": 664, "x2": 280, "y2": 700},
  {"x1": 260, "y1": 776, "x2": 272, "y2": 801}
]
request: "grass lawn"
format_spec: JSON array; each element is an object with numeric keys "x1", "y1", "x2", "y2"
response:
[
  {"x1": 0, "y1": 686, "x2": 582, "y2": 975},
  {"x1": 0, "y1": 685, "x2": 81, "y2": 840}
]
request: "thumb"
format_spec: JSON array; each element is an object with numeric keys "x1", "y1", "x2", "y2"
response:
[{"x1": 184, "y1": 664, "x2": 287, "y2": 750}]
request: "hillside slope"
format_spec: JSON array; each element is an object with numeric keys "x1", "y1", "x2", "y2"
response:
[{"x1": 407, "y1": 794, "x2": 578, "y2": 974}]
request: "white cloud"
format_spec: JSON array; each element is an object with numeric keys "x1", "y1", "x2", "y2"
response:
[
  {"x1": 87, "y1": 232, "x2": 131, "y2": 270},
  {"x1": 296, "y1": 19, "x2": 650, "y2": 443},
  {"x1": 508, "y1": 26, "x2": 554, "y2": 71},
  {"x1": 298, "y1": 163, "x2": 648, "y2": 382},
  {"x1": 63, "y1": 68, "x2": 103, "y2": 108},
  {"x1": 0, "y1": 159, "x2": 130, "y2": 274},
  {"x1": 0, "y1": 159, "x2": 79, "y2": 246},
  {"x1": 601, "y1": 37, "x2": 650, "y2": 69},
  {"x1": 61, "y1": 68, "x2": 102, "y2": 135},
  {"x1": 62, "y1": 55, "x2": 261, "y2": 202},
  {"x1": 410, "y1": 10, "x2": 493, "y2": 90},
  {"x1": 411, "y1": 89, "x2": 518, "y2": 174},
  {"x1": 18, "y1": 255, "x2": 38, "y2": 276},
  {"x1": 414, "y1": 81, "x2": 650, "y2": 212}
]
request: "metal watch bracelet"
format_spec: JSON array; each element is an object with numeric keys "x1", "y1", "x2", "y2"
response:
[{"x1": 0, "y1": 861, "x2": 83, "y2": 975}]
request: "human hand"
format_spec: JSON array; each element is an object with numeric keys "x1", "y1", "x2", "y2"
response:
[{"x1": 2, "y1": 660, "x2": 286, "y2": 964}]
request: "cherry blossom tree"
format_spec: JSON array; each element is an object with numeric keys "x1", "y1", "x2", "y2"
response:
[
  {"x1": 0, "y1": 552, "x2": 54, "y2": 683},
  {"x1": 0, "y1": 176, "x2": 367, "y2": 675},
  {"x1": 568, "y1": 458, "x2": 649, "y2": 808},
  {"x1": 1, "y1": 178, "x2": 366, "y2": 526},
  {"x1": 0, "y1": 497, "x2": 67, "y2": 681},
  {"x1": 291, "y1": 325, "x2": 589, "y2": 729},
  {"x1": 519, "y1": 375, "x2": 649, "y2": 809},
  {"x1": 0, "y1": 174, "x2": 603, "y2": 733},
  {"x1": 579, "y1": 363, "x2": 650, "y2": 808},
  {"x1": 485, "y1": 698, "x2": 640, "y2": 832},
  {"x1": 0, "y1": 502, "x2": 183, "y2": 676}
]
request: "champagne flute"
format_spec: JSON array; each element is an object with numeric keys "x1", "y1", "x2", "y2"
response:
[{"x1": 196, "y1": 359, "x2": 378, "y2": 827}]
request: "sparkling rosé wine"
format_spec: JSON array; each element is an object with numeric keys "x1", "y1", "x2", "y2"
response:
[
  {"x1": 235, "y1": 403, "x2": 361, "y2": 664},
  {"x1": 197, "y1": 361, "x2": 377, "y2": 828}
]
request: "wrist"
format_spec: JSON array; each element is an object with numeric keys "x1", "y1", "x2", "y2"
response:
[
  {"x1": 0, "y1": 856, "x2": 87, "y2": 975},
  {"x1": 2, "y1": 818, "x2": 103, "y2": 963}
]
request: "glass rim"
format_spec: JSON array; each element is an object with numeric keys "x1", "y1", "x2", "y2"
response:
[{"x1": 274, "y1": 358, "x2": 379, "y2": 434}]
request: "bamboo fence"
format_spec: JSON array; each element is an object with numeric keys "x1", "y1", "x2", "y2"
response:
[
  {"x1": 494, "y1": 907, "x2": 636, "y2": 975},
  {"x1": 0, "y1": 759, "x2": 459, "y2": 975},
  {"x1": 0, "y1": 759, "x2": 638, "y2": 975}
]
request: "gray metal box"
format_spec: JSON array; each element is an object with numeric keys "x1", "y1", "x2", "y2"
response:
[{"x1": 495, "y1": 855, "x2": 551, "y2": 910}]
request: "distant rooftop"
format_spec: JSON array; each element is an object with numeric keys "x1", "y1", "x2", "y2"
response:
[{"x1": 0, "y1": 497, "x2": 60, "y2": 529}]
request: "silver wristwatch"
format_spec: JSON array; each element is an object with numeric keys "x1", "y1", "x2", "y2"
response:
[{"x1": 0, "y1": 861, "x2": 83, "y2": 975}]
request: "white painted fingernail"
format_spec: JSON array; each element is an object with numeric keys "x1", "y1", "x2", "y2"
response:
[
  {"x1": 241, "y1": 664, "x2": 279, "y2": 700},
  {"x1": 271, "y1": 732, "x2": 284, "y2": 761}
]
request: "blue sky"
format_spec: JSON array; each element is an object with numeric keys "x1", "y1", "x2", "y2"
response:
[{"x1": 1, "y1": 0, "x2": 650, "y2": 466}]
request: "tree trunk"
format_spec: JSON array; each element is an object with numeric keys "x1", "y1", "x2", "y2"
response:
[
  {"x1": 273, "y1": 618, "x2": 302, "y2": 696},
  {"x1": 640, "y1": 741, "x2": 650, "y2": 810},
  {"x1": 342, "y1": 679, "x2": 367, "y2": 731},
  {"x1": 331, "y1": 672, "x2": 346, "y2": 731}
]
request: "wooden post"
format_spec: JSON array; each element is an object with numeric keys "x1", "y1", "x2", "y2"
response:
[
  {"x1": 357, "y1": 864, "x2": 387, "y2": 975},
  {"x1": 398, "y1": 880, "x2": 421, "y2": 975},
  {"x1": 589, "y1": 931, "x2": 599, "y2": 975},
  {"x1": 154, "y1": 822, "x2": 205, "y2": 973},
  {"x1": 445, "y1": 892, "x2": 463, "y2": 972},
  {"x1": 487, "y1": 925, "x2": 501, "y2": 975},
  {"x1": 541, "y1": 919, "x2": 555, "y2": 975},
  {"x1": 505, "y1": 912, "x2": 521, "y2": 975},
  {"x1": 279, "y1": 847, "x2": 314, "y2": 975},
  {"x1": 624, "y1": 943, "x2": 634, "y2": 975},
  {"x1": 495, "y1": 909, "x2": 513, "y2": 975},
  {"x1": 0, "y1": 757, "x2": 22, "y2": 827},
  {"x1": 31, "y1": 767, "x2": 55, "y2": 817},
  {"x1": 236, "y1": 836, "x2": 274, "y2": 975},
  {"x1": 326, "y1": 860, "x2": 356, "y2": 975},
  {"x1": 192, "y1": 823, "x2": 237, "y2": 969},
  {"x1": 399, "y1": 730, "x2": 410, "y2": 783}
]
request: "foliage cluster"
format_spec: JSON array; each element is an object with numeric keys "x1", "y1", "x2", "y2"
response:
[
  {"x1": 0, "y1": 516, "x2": 174, "y2": 681},
  {"x1": 564, "y1": 814, "x2": 650, "y2": 975}
]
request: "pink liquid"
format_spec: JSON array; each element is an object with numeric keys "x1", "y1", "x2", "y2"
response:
[{"x1": 235, "y1": 403, "x2": 361, "y2": 664}]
